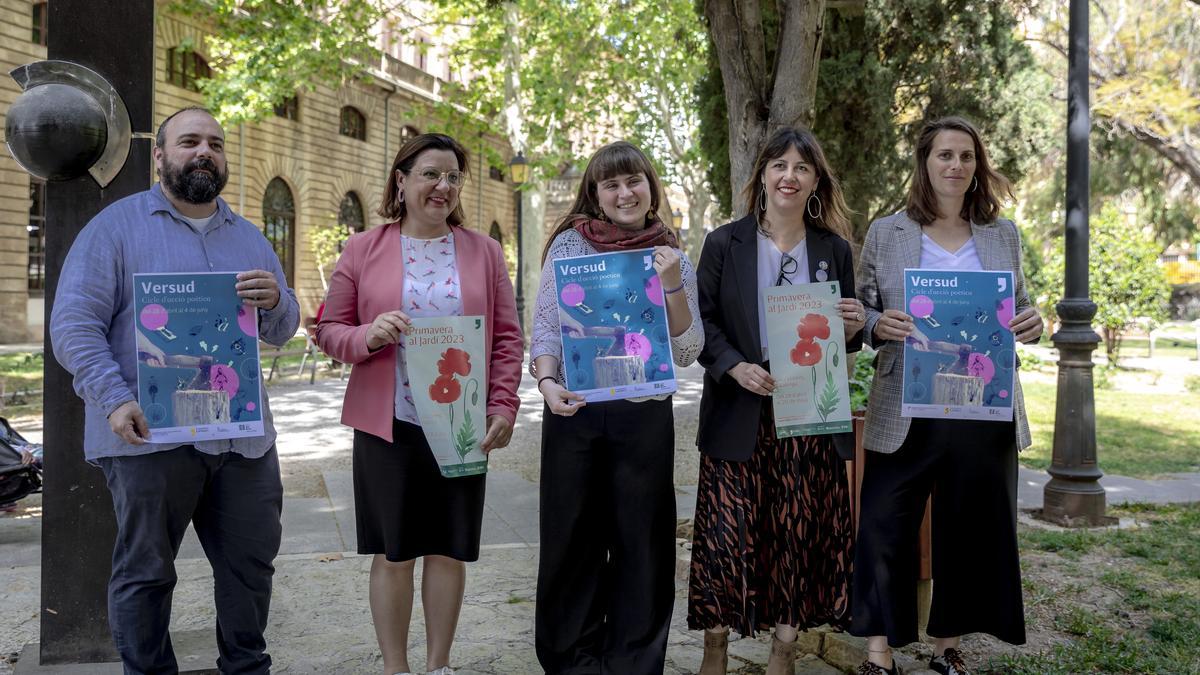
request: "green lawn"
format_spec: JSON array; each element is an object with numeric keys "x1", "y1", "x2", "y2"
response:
[
  {"x1": 1021, "y1": 378, "x2": 1200, "y2": 478},
  {"x1": 990, "y1": 504, "x2": 1200, "y2": 674},
  {"x1": 1118, "y1": 336, "x2": 1199, "y2": 360},
  {"x1": 0, "y1": 351, "x2": 45, "y2": 418}
]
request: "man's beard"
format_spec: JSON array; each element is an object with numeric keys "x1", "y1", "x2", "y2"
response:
[{"x1": 161, "y1": 157, "x2": 228, "y2": 204}]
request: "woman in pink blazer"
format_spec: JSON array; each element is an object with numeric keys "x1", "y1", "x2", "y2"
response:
[{"x1": 315, "y1": 133, "x2": 522, "y2": 675}]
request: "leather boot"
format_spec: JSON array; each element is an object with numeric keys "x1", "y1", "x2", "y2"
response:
[
  {"x1": 765, "y1": 632, "x2": 797, "y2": 675},
  {"x1": 698, "y1": 629, "x2": 729, "y2": 675}
]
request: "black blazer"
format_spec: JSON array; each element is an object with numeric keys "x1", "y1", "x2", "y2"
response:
[{"x1": 695, "y1": 214, "x2": 863, "y2": 461}]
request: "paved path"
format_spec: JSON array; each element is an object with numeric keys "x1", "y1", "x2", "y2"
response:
[{"x1": 2, "y1": 359, "x2": 1197, "y2": 673}]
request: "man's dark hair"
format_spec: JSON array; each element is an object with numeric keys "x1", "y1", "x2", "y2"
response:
[{"x1": 155, "y1": 106, "x2": 215, "y2": 148}]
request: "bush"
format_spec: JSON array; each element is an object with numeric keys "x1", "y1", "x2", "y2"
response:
[
  {"x1": 850, "y1": 347, "x2": 876, "y2": 412},
  {"x1": 1037, "y1": 203, "x2": 1171, "y2": 362}
]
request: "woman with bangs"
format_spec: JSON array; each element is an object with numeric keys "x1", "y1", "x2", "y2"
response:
[
  {"x1": 850, "y1": 116, "x2": 1041, "y2": 675},
  {"x1": 531, "y1": 140, "x2": 703, "y2": 674},
  {"x1": 688, "y1": 127, "x2": 865, "y2": 675}
]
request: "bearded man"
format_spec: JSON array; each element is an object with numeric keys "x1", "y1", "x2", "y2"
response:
[{"x1": 50, "y1": 106, "x2": 299, "y2": 675}]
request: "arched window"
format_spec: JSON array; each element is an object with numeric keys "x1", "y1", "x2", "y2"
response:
[
  {"x1": 263, "y1": 178, "x2": 296, "y2": 286},
  {"x1": 488, "y1": 221, "x2": 503, "y2": 245},
  {"x1": 166, "y1": 47, "x2": 211, "y2": 93},
  {"x1": 400, "y1": 125, "x2": 420, "y2": 144},
  {"x1": 339, "y1": 106, "x2": 367, "y2": 141},
  {"x1": 338, "y1": 192, "x2": 365, "y2": 234}
]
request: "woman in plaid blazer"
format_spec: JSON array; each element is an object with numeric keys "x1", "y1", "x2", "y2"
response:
[{"x1": 849, "y1": 117, "x2": 1045, "y2": 675}]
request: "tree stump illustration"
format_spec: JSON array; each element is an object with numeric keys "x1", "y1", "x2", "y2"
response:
[
  {"x1": 932, "y1": 373, "x2": 984, "y2": 406},
  {"x1": 173, "y1": 390, "x2": 230, "y2": 426},
  {"x1": 594, "y1": 355, "x2": 645, "y2": 389}
]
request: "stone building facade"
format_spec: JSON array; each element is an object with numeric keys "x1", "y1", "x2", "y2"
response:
[{"x1": 0, "y1": 0, "x2": 519, "y2": 342}]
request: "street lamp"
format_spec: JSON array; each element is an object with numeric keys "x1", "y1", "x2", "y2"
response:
[
  {"x1": 671, "y1": 207, "x2": 683, "y2": 230},
  {"x1": 509, "y1": 152, "x2": 528, "y2": 331},
  {"x1": 1042, "y1": 0, "x2": 1113, "y2": 526}
]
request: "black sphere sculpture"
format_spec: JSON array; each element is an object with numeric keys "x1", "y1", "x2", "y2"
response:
[
  {"x1": 5, "y1": 60, "x2": 131, "y2": 187},
  {"x1": 5, "y1": 83, "x2": 108, "y2": 181}
]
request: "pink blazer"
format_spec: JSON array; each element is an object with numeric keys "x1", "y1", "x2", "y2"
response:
[{"x1": 315, "y1": 222, "x2": 524, "y2": 442}]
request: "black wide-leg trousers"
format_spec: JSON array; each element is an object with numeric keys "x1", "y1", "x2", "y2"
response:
[
  {"x1": 850, "y1": 418, "x2": 1026, "y2": 647},
  {"x1": 535, "y1": 397, "x2": 677, "y2": 675}
]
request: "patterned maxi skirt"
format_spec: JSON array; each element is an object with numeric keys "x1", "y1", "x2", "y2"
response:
[{"x1": 687, "y1": 406, "x2": 854, "y2": 636}]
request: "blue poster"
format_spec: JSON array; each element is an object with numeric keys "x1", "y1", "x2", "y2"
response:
[
  {"x1": 553, "y1": 249, "x2": 677, "y2": 402},
  {"x1": 133, "y1": 272, "x2": 265, "y2": 442},
  {"x1": 901, "y1": 268, "x2": 1016, "y2": 421}
]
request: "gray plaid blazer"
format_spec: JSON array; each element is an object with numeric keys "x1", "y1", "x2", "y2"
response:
[{"x1": 856, "y1": 212, "x2": 1034, "y2": 454}]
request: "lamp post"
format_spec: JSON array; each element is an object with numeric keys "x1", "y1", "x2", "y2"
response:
[
  {"x1": 1041, "y1": 0, "x2": 1114, "y2": 527},
  {"x1": 671, "y1": 207, "x2": 683, "y2": 230},
  {"x1": 509, "y1": 152, "x2": 529, "y2": 331}
]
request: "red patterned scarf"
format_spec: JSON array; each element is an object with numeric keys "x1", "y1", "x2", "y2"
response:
[{"x1": 572, "y1": 215, "x2": 678, "y2": 253}]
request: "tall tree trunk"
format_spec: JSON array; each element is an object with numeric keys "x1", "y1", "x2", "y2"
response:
[
  {"x1": 704, "y1": 0, "x2": 827, "y2": 211},
  {"x1": 685, "y1": 186, "x2": 712, "y2": 259},
  {"x1": 502, "y1": 1, "x2": 539, "y2": 331}
]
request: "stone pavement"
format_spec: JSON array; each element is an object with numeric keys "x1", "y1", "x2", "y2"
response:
[{"x1": 2, "y1": 360, "x2": 1198, "y2": 673}]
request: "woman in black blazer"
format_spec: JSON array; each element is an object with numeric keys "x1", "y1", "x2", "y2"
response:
[{"x1": 687, "y1": 127, "x2": 865, "y2": 675}]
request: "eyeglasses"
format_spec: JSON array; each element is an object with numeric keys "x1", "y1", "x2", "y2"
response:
[
  {"x1": 403, "y1": 167, "x2": 467, "y2": 188},
  {"x1": 776, "y1": 252, "x2": 798, "y2": 286}
]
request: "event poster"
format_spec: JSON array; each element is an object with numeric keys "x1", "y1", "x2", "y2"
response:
[
  {"x1": 763, "y1": 282, "x2": 852, "y2": 437},
  {"x1": 406, "y1": 316, "x2": 488, "y2": 477},
  {"x1": 553, "y1": 249, "x2": 677, "y2": 402},
  {"x1": 133, "y1": 272, "x2": 265, "y2": 443},
  {"x1": 901, "y1": 268, "x2": 1016, "y2": 421}
]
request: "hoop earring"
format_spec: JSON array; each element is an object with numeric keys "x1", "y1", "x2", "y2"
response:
[
  {"x1": 397, "y1": 191, "x2": 405, "y2": 203},
  {"x1": 969, "y1": 176, "x2": 978, "y2": 193},
  {"x1": 806, "y1": 192, "x2": 823, "y2": 220},
  {"x1": 758, "y1": 186, "x2": 767, "y2": 212}
]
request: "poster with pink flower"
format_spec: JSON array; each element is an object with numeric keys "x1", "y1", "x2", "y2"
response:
[
  {"x1": 133, "y1": 272, "x2": 264, "y2": 443},
  {"x1": 763, "y1": 282, "x2": 852, "y2": 437},
  {"x1": 405, "y1": 316, "x2": 488, "y2": 477},
  {"x1": 901, "y1": 268, "x2": 1016, "y2": 421}
]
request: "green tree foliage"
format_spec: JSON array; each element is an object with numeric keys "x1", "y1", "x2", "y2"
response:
[
  {"x1": 607, "y1": 0, "x2": 716, "y2": 256},
  {"x1": 1037, "y1": 203, "x2": 1171, "y2": 361},
  {"x1": 1031, "y1": 0, "x2": 1200, "y2": 188},
  {"x1": 309, "y1": 220, "x2": 353, "y2": 291},
  {"x1": 170, "y1": 0, "x2": 384, "y2": 124},
  {"x1": 697, "y1": 0, "x2": 1057, "y2": 237}
]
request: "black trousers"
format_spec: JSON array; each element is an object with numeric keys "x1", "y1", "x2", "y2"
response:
[
  {"x1": 98, "y1": 446, "x2": 283, "y2": 675},
  {"x1": 849, "y1": 418, "x2": 1026, "y2": 647},
  {"x1": 535, "y1": 398, "x2": 677, "y2": 675}
]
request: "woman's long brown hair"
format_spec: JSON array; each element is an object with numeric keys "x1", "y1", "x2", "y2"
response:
[
  {"x1": 741, "y1": 126, "x2": 853, "y2": 242},
  {"x1": 906, "y1": 116, "x2": 1012, "y2": 226}
]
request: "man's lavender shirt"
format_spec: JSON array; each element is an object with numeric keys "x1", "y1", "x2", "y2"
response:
[{"x1": 50, "y1": 184, "x2": 300, "y2": 461}]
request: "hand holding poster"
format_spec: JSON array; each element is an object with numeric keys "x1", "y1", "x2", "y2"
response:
[
  {"x1": 406, "y1": 316, "x2": 488, "y2": 477},
  {"x1": 763, "y1": 282, "x2": 852, "y2": 437},
  {"x1": 901, "y1": 268, "x2": 1016, "y2": 421},
  {"x1": 134, "y1": 272, "x2": 264, "y2": 443},
  {"x1": 553, "y1": 249, "x2": 677, "y2": 402}
]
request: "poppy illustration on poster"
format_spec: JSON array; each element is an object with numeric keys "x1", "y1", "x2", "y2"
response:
[
  {"x1": 406, "y1": 315, "x2": 488, "y2": 477},
  {"x1": 763, "y1": 282, "x2": 852, "y2": 437}
]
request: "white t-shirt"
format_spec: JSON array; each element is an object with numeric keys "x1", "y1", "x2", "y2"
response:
[
  {"x1": 920, "y1": 233, "x2": 983, "y2": 271},
  {"x1": 180, "y1": 213, "x2": 217, "y2": 234},
  {"x1": 756, "y1": 229, "x2": 809, "y2": 360}
]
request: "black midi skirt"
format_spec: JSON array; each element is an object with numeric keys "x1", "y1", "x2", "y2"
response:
[{"x1": 352, "y1": 418, "x2": 486, "y2": 562}]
